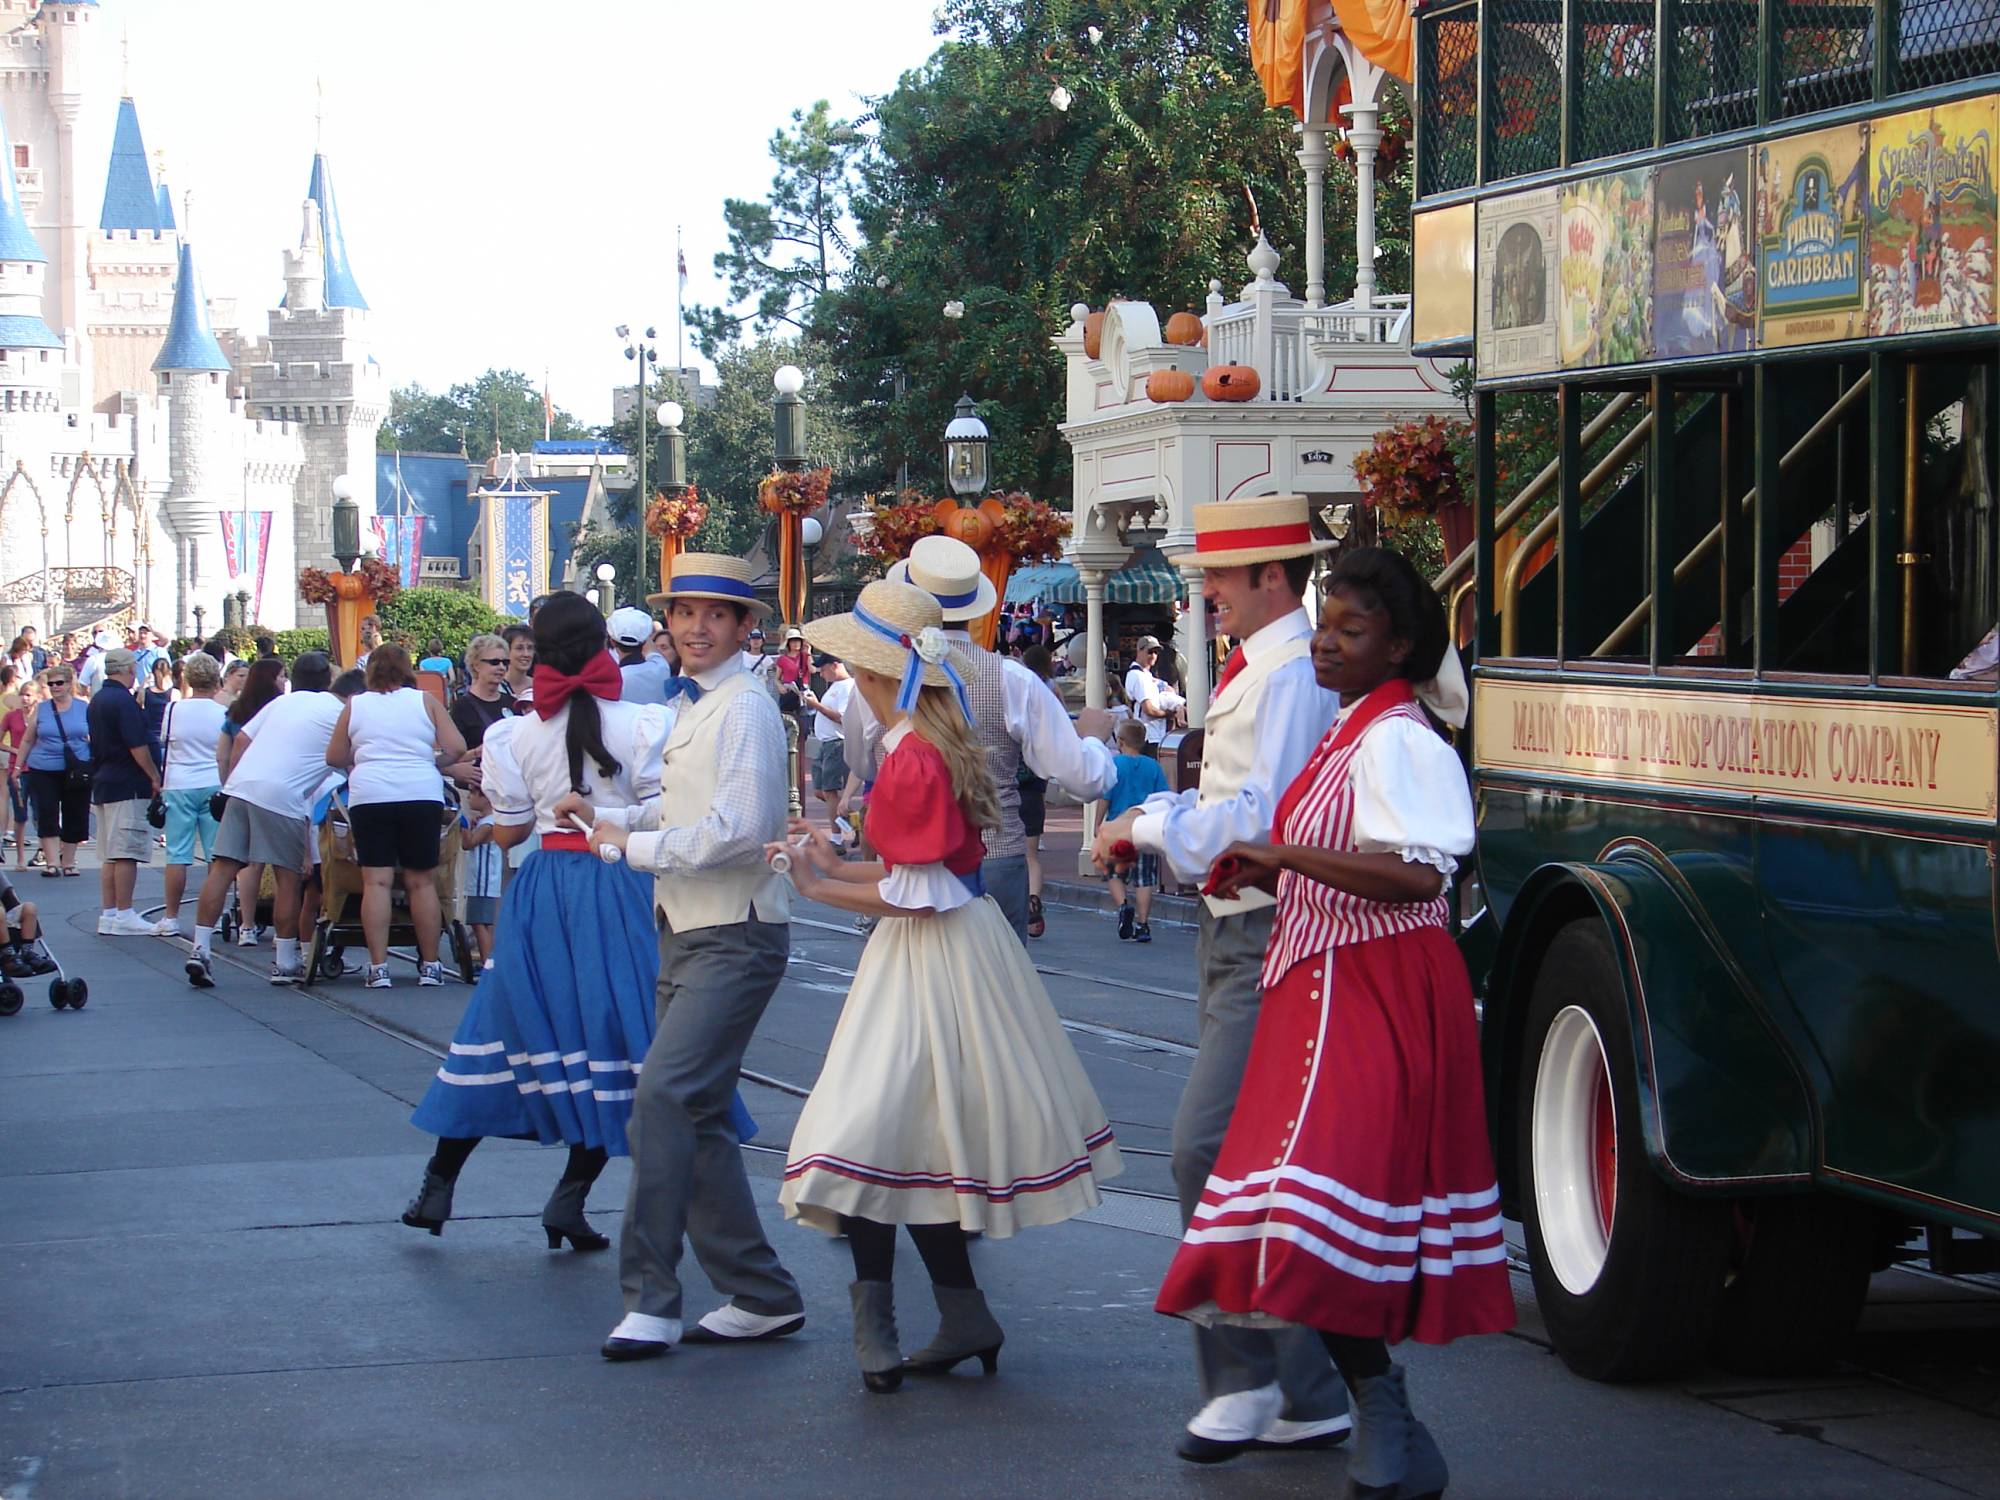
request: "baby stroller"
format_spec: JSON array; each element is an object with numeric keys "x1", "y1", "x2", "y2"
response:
[
  {"x1": 0, "y1": 870, "x2": 84, "y2": 1014},
  {"x1": 305, "y1": 789, "x2": 478, "y2": 985},
  {"x1": 215, "y1": 859, "x2": 280, "y2": 948}
]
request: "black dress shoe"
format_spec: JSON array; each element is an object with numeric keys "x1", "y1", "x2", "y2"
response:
[
  {"x1": 1177, "y1": 1431, "x2": 1252, "y2": 1464},
  {"x1": 681, "y1": 1314, "x2": 804, "y2": 1345},
  {"x1": 600, "y1": 1337, "x2": 671, "y2": 1362}
]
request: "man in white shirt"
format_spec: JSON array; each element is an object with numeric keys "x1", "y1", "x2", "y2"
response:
[
  {"x1": 803, "y1": 654, "x2": 852, "y2": 818},
  {"x1": 76, "y1": 629, "x2": 117, "y2": 695},
  {"x1": 1123, "y1": 634, "x2": 1186, "y2": 750},
  {"x1": 609, "y1": 606, "x2": 675, "y2": 706},
  {"x1": 183, "y1": 653, "x2": 354, "y2": 989},
  {"x1": 884, "y1": 535, "x2": 1118, "y2": 939},
  {"x1": 1091, "y1": 495, "x2": 1349, "y2": 1466}
]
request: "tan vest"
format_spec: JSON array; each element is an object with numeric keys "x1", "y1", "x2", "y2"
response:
[
  {"x1": 653, "y1": 670, "x2": 791, "y2": 933},
  {"x1": 1198, "y1": 630, "x2": 1315, "y2": 918}
]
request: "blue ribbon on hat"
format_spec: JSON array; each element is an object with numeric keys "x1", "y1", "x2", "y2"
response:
[
  {"x1": 852, "y1": 601, "x2": 973, "y2": 725},
  {"x1": 667, "y1": 572, "x2": 758, "y2": 602},
  {"x1": 930, "y1": 582, "x2": 980, "y2": 608}
]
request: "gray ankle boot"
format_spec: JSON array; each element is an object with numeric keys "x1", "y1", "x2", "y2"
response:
[
  {"x1": 541, "y1": 1176, "x2": 611, "y2": 1252},
  {"x1": 1342, "y1": 1363, "x2": 1427, "y2": 1499},
  {"x1": 849, "y1": 1281, "x2": 903, "y2": 1394},
  {"x1": 903, "y1": 1285, "x2": 1005, "y2": 1375},
  {"x1": 401, "y1": 1168, "x2": 455, "y2": 1236}
]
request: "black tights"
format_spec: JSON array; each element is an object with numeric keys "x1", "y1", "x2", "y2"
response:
[
  {"x1": 429, "y1": 1136, "x2": 608, "y2": 1187},
  {"x1": 841, "y1": 1216, "x2": 977, "y2": 1289},
  {"x1": 1320, "y1": 1331, "x2": 1391, "y2": 1386}
]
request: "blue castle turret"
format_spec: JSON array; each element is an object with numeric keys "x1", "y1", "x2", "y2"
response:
[
  {"x1": 306, "y1": 153, "x2": 367, "y2": 310},
  {"x1": 0, "y1": 106, "x2": 64, "y2": 368},
  {"x1": 153, "y1": 237, "x2": 228, "y2": 374},
  {"x1": 99, "y1": 97, "x2": 166, "y2": 234}
]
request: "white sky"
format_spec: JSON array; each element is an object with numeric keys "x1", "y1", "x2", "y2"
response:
[{"x1": 120, "y1": 0, "x2": 951, "y2": 427}]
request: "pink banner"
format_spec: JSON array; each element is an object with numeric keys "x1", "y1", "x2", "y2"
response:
[
  {"x1": 370, "y1": 512, "x2": 427, "y2": 590},
  {"x1": 219, "y1": 511, "x2": 275, "y2": 621}
]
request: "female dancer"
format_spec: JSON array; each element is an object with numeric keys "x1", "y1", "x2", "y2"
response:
[
  {"x1": 402, "y1": 592, "x2": 666, "y2": 1249},
  {"x1": 773, "y1": 580, "x2": 1122, "y2": 1393},
  {"x1": 1155, "y1": 548, "x2": 1513, "y2": 1500}
]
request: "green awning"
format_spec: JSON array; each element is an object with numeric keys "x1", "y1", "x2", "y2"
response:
[{"x1": 1004, "y1": 547, "x2": 1184, "y2": 606}]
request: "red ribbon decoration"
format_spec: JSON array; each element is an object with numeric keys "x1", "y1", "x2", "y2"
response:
[
  {"x1": 1195, "y1": 521, "x2": 1313, "y2": 553},
  {"x1": 531, "y1": 652, "x2": 624, "y2": 720}
]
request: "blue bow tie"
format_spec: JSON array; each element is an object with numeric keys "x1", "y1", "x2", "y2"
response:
[{"x1": 663, "y1": 675, "x2": 704, "y2": 704}]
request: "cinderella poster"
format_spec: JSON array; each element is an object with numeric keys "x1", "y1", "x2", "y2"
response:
[{"x1": 1654, "y1": 147, "x2": 1756, "y2": 358}]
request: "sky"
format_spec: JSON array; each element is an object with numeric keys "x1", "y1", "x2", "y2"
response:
[{"x1": 120, "y1": 0, "x2": 953, "y2": 428}]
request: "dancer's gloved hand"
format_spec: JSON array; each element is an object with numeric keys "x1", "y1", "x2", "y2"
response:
[
  {"x1": 589, "y1": 821, "x2": 629, "y2": 859},
  {"x1": 783, "y1": 817, "x2": 840, "y2": 876},
  {"x1": 552, "y1": 791, "x2": 595, "y2": 828}
]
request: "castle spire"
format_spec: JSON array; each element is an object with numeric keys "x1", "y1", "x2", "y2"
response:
[
  {"x1": 154, "y1": 223, "x2": 229, "y2": 373},
  {"x1": 306, "y1": 152, "x2": 368, "y2": 310},
  {"x1": 0, "y1": 108, "x2": 49, "y2": 271},
  {"x1": 0, "y1": 107, "x2": 60, "y2": 354},
  {"x1": 100, "y1": 95, "x2": 165, "y2": 233}
]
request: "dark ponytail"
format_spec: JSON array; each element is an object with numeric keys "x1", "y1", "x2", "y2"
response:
[{"x1": 532, "y1": 592, "x2": 621, "y2": 793}]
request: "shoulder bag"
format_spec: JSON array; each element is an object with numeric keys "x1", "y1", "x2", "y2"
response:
[
  {"x1": 51, "y1": 702, "x2": 91, "y2": 795},
  {"x1": 147, "y1": 701, "x2": 174, "y2": 828}
]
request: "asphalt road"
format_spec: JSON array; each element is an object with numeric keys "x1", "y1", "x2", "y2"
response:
[{"x1": 3, "y1": 869, "x2": 1997, "y2": 1499}]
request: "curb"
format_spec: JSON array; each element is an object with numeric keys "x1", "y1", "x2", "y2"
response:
[{"x1": 1042, "y1": 876, "x2": 1202, "y2": 926}]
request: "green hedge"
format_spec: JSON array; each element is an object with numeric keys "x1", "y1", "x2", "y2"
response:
[
  {"x1": 374, "y1": 588, "x2": 511, "y2": 656},
  {"x1": 272, "y1": 628, "x2": 329, "y2": 659}
]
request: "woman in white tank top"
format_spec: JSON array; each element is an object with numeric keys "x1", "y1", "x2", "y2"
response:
[{"x1": 326, "y1": 645, "x2": 467, "y2": 987}]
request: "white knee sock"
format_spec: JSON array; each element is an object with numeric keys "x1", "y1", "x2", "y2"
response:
[
  {"x1": 193, "y1": 923, "x2": 214, "y2": 955},
  {"x1": 276, "y1": 936, "x2": 299, "y2": 967}
]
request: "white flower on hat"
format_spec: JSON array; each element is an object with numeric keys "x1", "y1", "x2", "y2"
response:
[{"x1": 913, "y1": 626, "x2": 949, "y2": 665}]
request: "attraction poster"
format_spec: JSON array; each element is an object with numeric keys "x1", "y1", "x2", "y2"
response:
[
  {"x1": 1413, "y1": 202, "x2": 1476, "y2": 347},
  {"x1": 1477, "y1": 186, "x2": 1560, "y2": 379},
  {"x1": 1757, "y1": 123, "x2": 1871, "y2": 348},
  {"x1": 1559, "y1": 167, "x2": 1655, "y2": 369},
  {"x1": 1867, "y1": 99, "x2": 1997, "y2": 337},
  {"x1": 1654, "y1": 147, "x2": 1757, "y2": 358}
]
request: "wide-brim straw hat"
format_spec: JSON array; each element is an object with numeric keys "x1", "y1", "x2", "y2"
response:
[
  {"x1": 886, "y1": 534, "x2": 998, "y2": 622},
  {"x1": 646, "y1": 551, "x2": 772, "y2": 617},
  {"x1": 1165, "y1": 495, "x2": 1340, "y2": 570},
  {"x1": 804, "y1": 580, "x2": 979, "y2": 691}
]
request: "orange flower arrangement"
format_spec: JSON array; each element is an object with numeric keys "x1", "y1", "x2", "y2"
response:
[
  {"x1": 757, "y1": 466, "x2": 831, "y2": 515},
  {"x1": 645, "y1": 487, "x2": 708, "y2": 540},
  {"x1": 299, "y1": 556, "x2": 402, "y2": 606}
]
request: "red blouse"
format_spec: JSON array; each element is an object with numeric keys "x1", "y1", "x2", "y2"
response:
[{"x1": 869, "y1": 733, "x2": 986, "y2": 877}]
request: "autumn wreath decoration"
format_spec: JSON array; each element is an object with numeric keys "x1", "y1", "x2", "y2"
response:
[
  {"x1": 645, "y1": 487, "x2": 708, "y2": 540},
  {"x1": 757, "y1": 466, "x2": 831, "y2": 515},
  {"x1": 853, "y1": 489, "x2": 945, "y2": 568},
  {"x1": 299, "y1": 555, "x2": 402, "y2": 606},
  {"x1": 986, "y1": 493, "x2": 1070, "y2": 563}
]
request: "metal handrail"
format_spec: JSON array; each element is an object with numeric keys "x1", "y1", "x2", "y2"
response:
[
  {"x1": 1591, "y1": 371, "x2": 1873, "y2": 657},
  {"x1": 1498, "y1": 412, "x2": 1659, "y2": 656},
  {"x1": 1433, "y1": 392, "x2": 1641, "y2": 596}
]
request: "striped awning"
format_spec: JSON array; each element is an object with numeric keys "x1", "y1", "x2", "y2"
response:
[{"x1": 1004, "y1": 547, "x2": 1184, "y2": 606}]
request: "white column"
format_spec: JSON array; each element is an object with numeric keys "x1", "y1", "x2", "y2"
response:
[
  {"x1": 1179, "y1": 566, "x2": 1210, "y2": 728},
  {"x1": 1343, "y1": 100, "x2": 1382, "y2": 309},
  {"x1": 1297, "y1": 125, "x2": 1331, "y2": 310},
  {"x1": 1079, "y1": 567, "x2": 1110, "y2": 875}
]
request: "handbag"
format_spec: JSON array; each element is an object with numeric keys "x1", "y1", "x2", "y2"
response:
[
  {"x1": 146, "y1": 701, "x2": 174, "y2": 829},
  {"x1": 51, "y1": 703, "x2": 90, "y2": 795}
]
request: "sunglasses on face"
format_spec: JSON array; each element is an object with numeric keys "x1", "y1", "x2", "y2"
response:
[{"x1": 479, "y1": 658, "x2": 507, "y2": 667}]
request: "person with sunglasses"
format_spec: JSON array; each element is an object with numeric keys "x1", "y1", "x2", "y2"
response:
[
  {"x1": 447, "y1": 634, "x2": 513, "y2": 783},
  {"x1": 17, "y1": 666, "x2": 90, "y2": 877}
]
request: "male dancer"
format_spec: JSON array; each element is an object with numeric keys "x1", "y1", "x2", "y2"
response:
[
  {"x1": 586, "y1": 553, "x2": 804, "y2": 1360},
  {"x1": 884, "y1": 535, "x2": 1117, "y2": 938},
  {"x1": 1092, "y1": 496, "x2": 1350, "y2": 1463}
]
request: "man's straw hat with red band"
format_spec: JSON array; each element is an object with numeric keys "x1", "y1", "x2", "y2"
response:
[{"x1": 1165, "y1": 494, "x2": 1340, "y2": 570}]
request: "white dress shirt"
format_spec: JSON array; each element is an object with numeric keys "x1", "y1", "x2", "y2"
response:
[
  {"x1": 946, "y1": 629, "x2": 1119, "y2": 800},
  {"x1": 1123, "y1": 662, "x2": 1182, "y2": 745},
  {"x1": 481, "y1": 698, "x2": 667, "y2": 833},
  {"x1": 1132, "y1": 607, "x2": 1337, "y2": 884},
  {"x1": 1341, "y1": 710, "x2": 1475, "y2": 879},
  {"x1": 621, "y1": 656, "x2": 789, "y2": 877}
]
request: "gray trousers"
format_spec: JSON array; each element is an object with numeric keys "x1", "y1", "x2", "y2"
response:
[
  {"x1": 982, "y1": 855, "x2": 1029, "y2": 941},
  {"x1": 618, "y1": 915, "x2": 803, "y2": 1323},
  {"x1": 1172, "y1": 903, "x2": 1347, "y2": 1421}
]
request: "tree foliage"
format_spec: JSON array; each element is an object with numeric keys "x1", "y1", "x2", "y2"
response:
[
  {"x1": 686, "y1": 102, "x2": 865, "y2": 359},
  {"x1": 380, "y1": 369, "x2": 592, "y2": 460},
  {"x1": 374, "y1": 587, "x2": 512, "y2": 654}
]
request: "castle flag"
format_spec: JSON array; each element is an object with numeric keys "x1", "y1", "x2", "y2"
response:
[
  {"x1": 219, "y1": 511, "x2": 275, "y2": 621},
  {"x1": 370, "y1": 512, "x2": 427, "y2": 590}
]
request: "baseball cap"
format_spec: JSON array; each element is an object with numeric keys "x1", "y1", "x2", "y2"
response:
[
  {"x1": 103, "y1": 647, "x2": 137, "y2": 676},
  {"x1": 784, "y1": 627, "x2": 805, "y2": 642},
  {"x1": 607, "y1": 606, "x2": 654, "y2": 648},
  {"x1": 1136, "y1": 634, "x2": 1162, "y2": 652}
]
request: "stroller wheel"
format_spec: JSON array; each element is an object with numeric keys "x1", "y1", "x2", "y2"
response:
[
  {"x1": 0, "y1": 981, "x2": 22, "y2": 1016},
  {"x1": 66, "y1": 978, "x2": 87, "y2": 1009},
  {"x1": 48, "y1": 979, "x2": 69, "y2": 1010}
]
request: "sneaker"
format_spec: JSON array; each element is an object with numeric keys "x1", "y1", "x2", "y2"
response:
[
  {"x1": 152, "y1": 917, "x2": 181, "y2": 938},
  {"x1": 235, "y1": 926, "x2": 260, "y2": 947},
  {"x1": 268, "y1": 963, "x2": 305, "y2": 986},
  {"x1": 1117, "y1": 903, "x2": 1135, "y2": 940},
  {"x1": 97, "y1": 912, "x2": 120, "y2": 936},
  {"x1": 0, "y1": 950, "x2": 27, "y2": 979},
  {"x1": 364, "y1": 963, "x2": 392, "y2": 989},
  {"x1": 417, "y1": 961, "x2": 444, "y2": 987},
  {"x1": 185, "y1": 950, "x2": 215, "y2": 988},
  {"x1": 16, "y1": 945, "x2": 56, "y2": 977},
  {"x1": 111, "y1": 911, "x2": 158, "y2": 937},
  {"x1": 1133, "y1": 921, "x2": 1153, "y2": 944}
]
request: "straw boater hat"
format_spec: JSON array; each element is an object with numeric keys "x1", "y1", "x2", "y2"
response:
[
  {"x1": 805, "y1": 579, "x2": 978, "y2": 719},
  {"x1": 886, "y1": 534, "x2": 997, "y2": 623},
  {"x1": 646, "y1": 551, "x2": 772, "y2": 617},
  {"x1": 1165, "y1": 495, "x2": 1340, "y2": 570}
]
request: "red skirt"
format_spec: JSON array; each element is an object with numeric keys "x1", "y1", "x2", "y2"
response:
[{"x1": 1156, "y1": 926, "x2": 1516, "y2": 1346}]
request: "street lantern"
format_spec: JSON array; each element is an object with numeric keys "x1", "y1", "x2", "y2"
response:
[
  {"x1": 621, "y1": 325, "x2": 663, "y2": 594},
  {"x1": 944, "y1": 394, "x2": 989, "y2": 498},
  {"x1": 772, "y1": 364, "x2": 806, "y2": 469},
  {"x1": 656, "y1": 398, "x2": 687, "y2": 493},
  {"x1": 595, "y1": 560, "x2": 616, "y2": 616},
  {"x1": 331, "y1": 474, "x2": 361, "y2": 571}
]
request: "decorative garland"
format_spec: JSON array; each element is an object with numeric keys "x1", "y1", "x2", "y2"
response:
[
  {"x1": 854, "y1": 489, "x2": 1071, "y2": 568},
  {"x1": 757, "y1": 466, "x2": 831, "y2": 515},
  {"x1": 299, "y1": 555, "x2": 403, "y2": 606},
  {"x1": 1352, "y1": 414, "x2": 1469, "y2": 522},
  {"x1": 645, "y1": 486, "x2": 708, "y2": 540}
]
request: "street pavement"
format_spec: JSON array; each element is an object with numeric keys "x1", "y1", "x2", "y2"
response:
[{"x1": 4, "y1": 859, "x2": 1998, "y2": 1498}]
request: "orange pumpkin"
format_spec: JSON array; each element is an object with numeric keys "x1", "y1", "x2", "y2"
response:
[
  {"x1": 935, "y1": 502, "x2": 995, "y2": 551},
  {"x1": 1164, "y1": 312, "x2": 1205, "y2": 346},
  {"x1": 1202, "y1": 364, "x2": 1261, "y2": 402},
  {"x1": 1147, "y1": 367, "x2": 1196, "y2": 403},
  {"x1": 1082, "y1": 309, "x2": 1106, "y2": 360}
]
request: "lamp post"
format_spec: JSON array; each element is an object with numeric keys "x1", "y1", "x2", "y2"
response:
[
  {"x1": 326, "y1": 472, "x2": 371, "y2": 666},
  {"x1": 620, "y1": 325, "x2": 661, "y2": 598},
  {"x1": 944, "y1": 394, "x2": 989, "y2": 498},
  {"x1": 772, "y1": 363, "x2": 806, "y2": 471},
  {"x1": 800, "y1": 513, "x2": 823, "y2": 620},
  {"x1": 654, "y1": 399, "x2": 688, "y2": 592},
  {"x1": 331, "y1": 474, "x2": 362, "y2": 572},
  {"x1": 191, "y1": 604, "x2": 205, "y2": 644},
  {"x1": 594, "y1": 561, "x2": 616, "y2": 618}
]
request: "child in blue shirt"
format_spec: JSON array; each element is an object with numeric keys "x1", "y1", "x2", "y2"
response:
[{"x1": 1097, "y1": 719, "x2": 1169, "y2": 942}]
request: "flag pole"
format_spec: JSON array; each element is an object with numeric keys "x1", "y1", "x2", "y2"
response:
[{"x1": 676, "y1": 225, "x2": 685, "y2": 376}]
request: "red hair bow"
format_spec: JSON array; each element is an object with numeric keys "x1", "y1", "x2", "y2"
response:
[{"x1": 531, "y1": 652, "x2": 623, "y2": 720}]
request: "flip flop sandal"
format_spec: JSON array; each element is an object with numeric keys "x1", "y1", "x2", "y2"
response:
[{"x1": 1026, "y1": 893, "x2": 1046, "y2": 939}]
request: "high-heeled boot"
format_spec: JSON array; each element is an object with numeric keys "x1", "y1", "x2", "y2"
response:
[
  {"x1": 1342, "y1": 1364, "x2": 1439, "y2": 1500},
  {"x1": 541, "y1": 1174, "x2": 610, "y2": 1252},
  {"x1": 902, "y1": 1285, "x2": 1004, "y2": 1375},
  {"x1": 401, "y1": 1168, "x2": 455, "y2": 1236},
  {"x1": 849, "y1": 1281, "x2": 903, "y2": 1394}
]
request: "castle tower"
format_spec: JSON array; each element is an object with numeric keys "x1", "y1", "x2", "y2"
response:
[
  {"x1": 244, "y1": 152, "x2": 385, "y2": 613},
  {"x1": 153, "y1": 226, "x2": 232, "y2": 635},
  {"x1": 88, "y1": 92, "x2": 179, "y2": 406},
  {"x1": 37, "y1": 0, "x2": 113, "y2": 399},
  {"x1": 0, "y1": 105, "x2": 67, "y2": 418}
]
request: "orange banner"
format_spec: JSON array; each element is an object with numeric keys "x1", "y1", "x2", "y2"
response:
[
  {"x1": 1328, "y1": 0, "x2": 1413, "y2": 83},
  {"x1": 778, "y1": 513, "x2": 804, "y2": 626},
  {"x1": 1250, "y1": 0, "x2": 1308, "y2": 116}
]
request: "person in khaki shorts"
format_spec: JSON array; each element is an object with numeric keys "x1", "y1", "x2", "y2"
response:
[{"x1": 84, "y1": 648, "x2": 162, "y2": 936}]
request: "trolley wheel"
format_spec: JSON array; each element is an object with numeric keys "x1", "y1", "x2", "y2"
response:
[
  {"x1": 1517, "y1": 919, "x2": 1732, "y2": 1382},
  {"x1": 65, "y1": 978, "x2": 86, "y2": 1009},
  {"x1": 0, "y1": 981, "x2": 22, "y2": 1016},
  {"x1": 326, "y1": 941, "x2": 347, "y2": 980},
  {"x1": 48, "y1": 979, "x2": 70, "y2": 1010},
  {"x1": 451, "y1": 922, "x2": 477, "y2": 985},
  {"x1": 1707, "y1": 1194, "x2": 1879, "y2": 1374}
]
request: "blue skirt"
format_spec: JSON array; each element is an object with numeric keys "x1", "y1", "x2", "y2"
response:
[{"x1": 410, "y1": 847, "x2": 756, "y2": 1155}]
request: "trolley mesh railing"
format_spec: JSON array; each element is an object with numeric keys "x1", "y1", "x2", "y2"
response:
[
  {"x1": 1673, "y1": 2, "x2": 1763, "y2": 141},
  {"x1": 1417, "y1": 0, "x2": 1481, "y2": 196},
  {"x1": 1896, "y1": 0, "x2": 2000, "y2": 92},
  {"x1": 1576, "y1": 1, "x2": 1658, "y2": 160},
  {"x1": 1487, "y1": 7, "x2": 1565, "y2": 180},
  {"x1": 1775, "y1": 0, "x2": 1875, "y2": 118}
]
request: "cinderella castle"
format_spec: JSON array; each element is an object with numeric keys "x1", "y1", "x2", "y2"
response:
[{"x1": 0, "y1": 0, "x2": 383, "y2": 642}]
